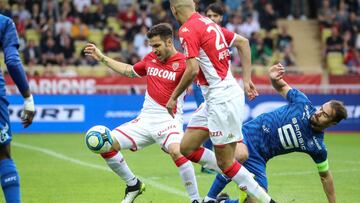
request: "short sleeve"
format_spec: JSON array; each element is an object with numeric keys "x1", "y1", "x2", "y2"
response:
[
  {"x1": 310, "y1": 147, "x2": 328, "y2": 164},
  {"x1": 133, "y1": 60, "x2": 147, "y2": 77},
  {"x1": 179, "y1": 28, "x2": 200, "y2": 59},
  {"x1": 221, "y1": 27, "x2": 236, "y2": 47},
  {"x1": 286, "y1": 88, "x2": 310, "y2": 104}
]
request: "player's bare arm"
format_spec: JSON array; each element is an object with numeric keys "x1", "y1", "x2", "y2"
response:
[
  {"x1": 319, "y1": 170, "x2": 336, "y2": 203},
  {"x1": 232, "y1": 34, "x2": 258, "y2": 101},
  {"x1": 268, "y1": 63, "x2": 291, "y2": 98},
  {"x1": 166, "y1": 58, "x2": 199, "y2": 117},
  {"x1": 84, "y1": 43, "x2": 138, "y2": 78}
]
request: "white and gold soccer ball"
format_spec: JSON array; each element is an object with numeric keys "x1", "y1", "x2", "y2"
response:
[{"x1": 85, "y1": 125, "x2": 113, "y2": 154}]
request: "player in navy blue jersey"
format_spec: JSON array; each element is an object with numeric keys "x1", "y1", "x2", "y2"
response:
[
  {"x1": 0, "y1": 14, "x2": 35, "y2": 202},
  {"x1": 203, "y1": 63, "x2": 347, "y2": 203}
]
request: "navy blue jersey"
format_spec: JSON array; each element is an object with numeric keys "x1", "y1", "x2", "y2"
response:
[
  {"x1": 0, "y1": 14, "x2": 29, "y2": 96},
  {"x1": 243, "y1": 89, "x2": 327, "y2": 164}
]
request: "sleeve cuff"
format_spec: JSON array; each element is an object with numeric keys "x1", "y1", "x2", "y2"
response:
[{"x1": 317, "y1": 159, "x2": 329, "y2": 172}]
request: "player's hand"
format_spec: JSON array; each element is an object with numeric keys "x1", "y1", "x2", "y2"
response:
[
  {"x1": 21, "y1": 95, "x2": 35, "y2": 128},
  {"x1": 244, "y1": 80, "x2": 258, "y2": 101},
  {"x1": 269, "y1": 63, "x2": 285, "y2": 80},
  {"x1": 166, "y1": 97, "x2": 177, "y2": 118},
  {"x1": 84, "y1": 43, "x2": 103, "y2": 61}
]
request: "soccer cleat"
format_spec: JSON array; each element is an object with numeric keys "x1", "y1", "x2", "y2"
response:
[
  {"x1": 121, "y1": 179, "x2": 145, "y2": 203},
  {"x1": 202, "y1": 200, "x2": 217, "y2": 203},
  {"x1": 217, "y1": 193, "x2": 230, "y2": 203},
  {"x1": 201, "y1": 166, "x2": 217, "y2": 174}
]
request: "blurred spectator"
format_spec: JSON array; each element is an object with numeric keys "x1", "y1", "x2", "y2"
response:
[
  {"x1": 104, "y1": 0, "x2": 118, "y2": 17},
  {"x1": 318, "y1": 0, "x2": 335, "y2": 28},
  {"x1": 121, "y1": 42, "x2": 137, "y2": 63},
  {"x1": 133, "y1": 25, "x2": 148, "y2": 51},
  {"x1": 137, "y1": 8, "x2": 152, "y2": 28},
  {"x1": 336, "y1": 1, "x2": 349, "y2": 26},
  {"x1": 56, "y1": 30, "x2": 76, "y2": 65},
  {"x1": 0, "y1": 1, "x2": 12, "y2": 18},
  {"x1": 23, "y1": 39, "x2": 41, "y2": 65},
  {"x1": 345, "y1": 49, "x2": 360, "y2": 74},
  {"x1": 263, "y1": 30, "x2": 274, "y2": 53},
  {"x1": 60, "y1": 0, "x2": 76, "y2": 20},
  {"x1": 71, "y1": 17, "x2": 90, "y2": 40},
  {"x1": 225, "y1": 14, "x2": 242, "y2": 33},
  {"x1": 224, "y1": 0, "x2": 241, "y2": 13},
  {"x1": 73, "y1": 0, "x2": 91, "y2": 13},
  {"x1": 356, "y1": 32, "x2": 360, "y2": 50},
  {"x1": 137, "y1": 39, "x2": 152, "y2": 59},
  {"x1": 259, "y1": 3, "x2": 277, "y2": 31},
  {"x1": 250, "y1": 32, "x2": 272, "y2": 65},
  {"x1": 42, "y1": 0, "x2": 60, "y2": 21},
  {"x1": 118, "y1": 0, "x2": 134, "y2": 13},
  {"x1": 325, "y1": 27, "x2": 343, "y2": 54},
  {"x1": 118, "y1": 4, "x2": 137, "y2": 30},
  {"x1": 13, "y1": 14, "x2": 25, "y2": 36},
  {"x1": 79, "y1": 6, "x2": 93, "y2": 26},
  {"x1": 41, "y1": 38, "x2": 61, "y2": 65},
  {"x1": 281, "y1": 46, "x2": 297, "y2": 67},
  {"x1": 102, "y1": 27, "x2": 121, "y2": 53},
  {"x1": 239, "y1": 14, "x2": 260, "y2": 38},
  {"x1": 289, "y1": 0, "x2": 308, "y2": 20},
  {"x1": 93, "y1": 4, "x2": 107, "y2": 29},
  {"x1": 242, "y1": 0, "x2": 259, "y2": 23},
  {"x1": 17, "y1": 3, "x2": 31, "y2": 27},
  {"x1": 55, "y1": 14, "x2": 72, "y2": 35},
  {"x1": 341, "y1": 12, "x2": 360, "y2": 35},
  {"x1": 277, "y1": 24, "x2": 294, "y2": 53},
  {"x1": 30, "y1": 3, "x2": 42, "y2": 29}
]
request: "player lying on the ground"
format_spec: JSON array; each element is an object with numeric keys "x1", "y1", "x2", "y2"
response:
[
  {"x1": 203, "y1": 63, "x2": 347, "y2": 203},
  {"x1": 84, "y1": 23, "x2": 201, "y2": 203}
]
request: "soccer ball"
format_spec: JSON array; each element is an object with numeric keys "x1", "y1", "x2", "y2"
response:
[{"x1": 85, "y1": 125, "x2": 114, "y2": 154}]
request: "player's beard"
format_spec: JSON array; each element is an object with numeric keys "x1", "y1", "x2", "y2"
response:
[{"x1": 310, "y1": 115, "x2": 323, "y2": 132}]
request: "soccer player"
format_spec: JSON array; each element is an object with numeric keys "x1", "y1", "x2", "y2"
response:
[
  {"x1": 0, "y1": 14, "x2": 35, "y2": 202},
  {"x1": 167, "y1": 1, "x2": 275, "y2": 203},
  {"x1": 204, "y1": 63, "x2": 346, "y2": 203},
  {"x1": 84, "y1": 23, "x2": 201, "y2": 203}
]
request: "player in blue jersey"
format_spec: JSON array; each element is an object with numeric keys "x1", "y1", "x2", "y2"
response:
[
  {"x1": 0, "y1": 14, "x2": 35, "y2": 202},
  {"x1": 203, "y1": 63, "x2": 347, "y2": 203}
]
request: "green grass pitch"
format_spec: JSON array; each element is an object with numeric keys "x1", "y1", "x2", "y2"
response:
[{"x1": 2, "y1": 133, "x2": 359, "y2": 202}]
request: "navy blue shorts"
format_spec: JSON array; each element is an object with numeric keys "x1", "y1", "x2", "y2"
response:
[{"x1": 0, "y1": 96, "x2": 12, "y2": 146}]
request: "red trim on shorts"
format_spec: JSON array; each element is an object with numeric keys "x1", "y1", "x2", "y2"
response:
[
  {"x1": 162, "y1": 132, "x2": 180, "y2": 147},
  {"x1": 223, "y1": 161, "x2": 242, "y2": 178},
  {"x1": 101, "y1": 150, "x2": 117, "y2": 159},
  {"x1": 175, "y1": 156, "x2": 189, "y2": 167},
  {"x1": 237, "y1": 139, "x2": 243, "y2": 143},
  {"x1": 186, "y1": 147, "x2": 205, "y2": 163},
  {"x1": 187, "y1": 126, "x2": 209, "y2": 131},
  {"x1": 115, "y1": 128, "x2": 138, "y2": 151}
]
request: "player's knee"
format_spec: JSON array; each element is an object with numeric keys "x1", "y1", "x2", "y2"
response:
[
  {"x1": 179, "y1": 143, "x2": 191, "y2": 157},
  {"x1": 235, "y1": 143, "x2": 248, "y2": 163},
  {"x1": 216, "y1": 159, "x2": 230, "y2": 171},
  {"x1": 167, "y1": 144, "x2": 182, "y2": 160}
]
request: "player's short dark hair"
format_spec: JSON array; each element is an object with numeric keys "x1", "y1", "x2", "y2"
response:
[
  {"x1": 146, "y1": 23, "x2": 173, "y2": 41},
  {"x1": 329, "y1": 100, "x2": 348, "y2": 123},
  {"x1": 205, "y1": 3, "x2": 224, "y2": 16}
]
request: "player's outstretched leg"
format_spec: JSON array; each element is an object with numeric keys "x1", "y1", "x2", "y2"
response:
[
  {"x1": 101, "y1": 150, "x2": 145, "y2": 203},
  {"x1": 168, "y1": 143, "x2": 201, "y2": 202}
]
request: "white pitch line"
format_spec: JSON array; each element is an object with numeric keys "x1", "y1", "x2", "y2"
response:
[{"x1": 12, "y1": 142, "x2": 188, "y2": 197}]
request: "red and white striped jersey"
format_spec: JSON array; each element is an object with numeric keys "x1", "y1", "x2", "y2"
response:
[
  {"x1": 179, "y1": 12, "x2": 243, "y2": 104},
  {"x1": 133, "y1": 52, "x2": 186, "y2": 116}
]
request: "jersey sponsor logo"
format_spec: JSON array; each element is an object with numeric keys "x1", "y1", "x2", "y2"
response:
[
  {"x1": 277, "y1": 118, "x2": 306, "y2": 150},
  {"x1": 0, "y1": 123, "x2": 10, "y2": 143},
  {"x1": 152, "y1": 59, "x2": 157, "y2": 63},
  {"x1": 147, "y1": 67, "x2": 176, "y2": 81},
  {"x1": 157, "y1": 124, "x2": 177, "y2": 136},
  {"x1": 312, "y1": 136, "x2": 322, "y2": 150},
  {"x1": 210, "y1": 131, "x2": 223, "y2": 137}
]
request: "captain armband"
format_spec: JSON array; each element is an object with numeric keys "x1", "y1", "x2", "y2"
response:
[{"x1": 316, "y1": 159, "x2": 329, "y2": 172}]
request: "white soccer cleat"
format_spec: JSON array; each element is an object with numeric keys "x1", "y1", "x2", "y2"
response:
[{"x1": 121, "y1": 179, "x2": 145, "y2": 203}]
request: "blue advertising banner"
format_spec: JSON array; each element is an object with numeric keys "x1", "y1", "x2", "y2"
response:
[{"x1": 7, "y1": 94, "x2": 360, "y2": 133}]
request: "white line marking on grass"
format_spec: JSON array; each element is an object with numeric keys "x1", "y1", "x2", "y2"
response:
[{"x1": 13, "y1": 142, "x2": 187, "y2": 197}]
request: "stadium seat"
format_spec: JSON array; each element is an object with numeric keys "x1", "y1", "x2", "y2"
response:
[
  {"x1": 88, "y1": 29, "x2": 104, "y2": 50},
  {"x1": 107, "y1": 17, "x2": 121, "y2": 33},
  {"x1": 26, "y1": 29, "x2": 40, "y2": 42},
  {"x1": 321, "y1": 28, "x2": 332, "y2": 44},
  {"x1": 326, "y1": 52, "x2": 347, "y2": 75}
]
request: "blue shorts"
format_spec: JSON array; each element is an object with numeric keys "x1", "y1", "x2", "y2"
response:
[
  {"x1": 243, "y1": 137, "x2": 268, "y2": 190},
  {"x1": 0, "y1": 96, "x2": 12, "y2": 146}
]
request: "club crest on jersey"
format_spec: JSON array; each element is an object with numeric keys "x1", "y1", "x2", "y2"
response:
[
  {"x1": 172, "y1": 62, "x2": 179, "y2": 71},
  {"x1": 152, "y1": 59, "x2": 157, "y2": 63}
]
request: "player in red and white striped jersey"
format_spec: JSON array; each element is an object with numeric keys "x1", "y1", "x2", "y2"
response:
[
  {"x1": 167, "y1": 1, "x2": 275, "y2": 203},
  {"x1": 84, "y1": 23, "x2": 201, "y2": 203}
]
